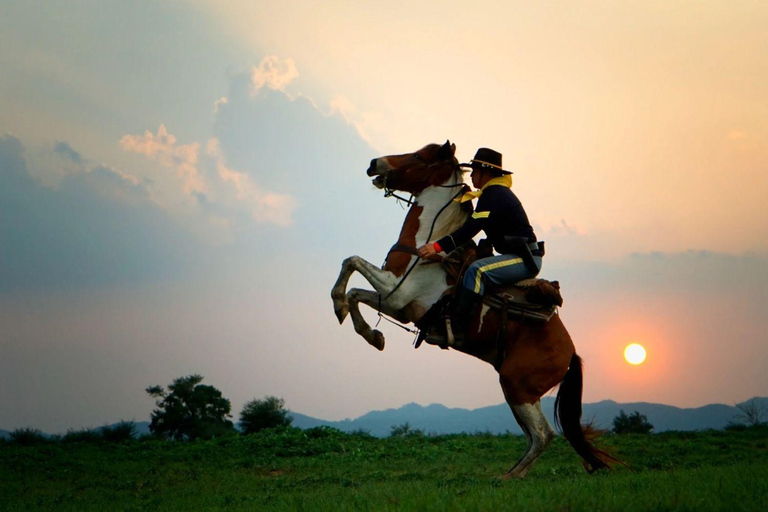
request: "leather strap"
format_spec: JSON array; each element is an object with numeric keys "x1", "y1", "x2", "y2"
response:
[{"x1": 388, "y1": 243, "x2": 419, "y2": 256}]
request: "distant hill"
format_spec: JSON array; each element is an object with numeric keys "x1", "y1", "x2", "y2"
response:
[
  {"x1": 290, "y1": 397, "x2": 768, "y2": 437},
  {"x1": 3, "y1": 398, "x2": 766, "y2": 439}
]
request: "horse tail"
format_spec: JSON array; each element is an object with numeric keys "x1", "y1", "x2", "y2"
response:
[{"x1": 554, "y1": 353, "x2": 618, "y2": 473}]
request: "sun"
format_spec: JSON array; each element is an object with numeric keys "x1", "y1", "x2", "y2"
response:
[{"x1": 624, "y1": 343, "x2": 647, "y2": 365}]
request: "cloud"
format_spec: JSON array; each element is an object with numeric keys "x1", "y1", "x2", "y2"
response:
[
  {"x1": 206, "y1": 138, "x2": 297, "y2": 226},
  {"x1": 211, "y1": 71, "x2": 396, "y2": 255},
  {"x1": 213, "y1": 96, "x2": 228, "y2": 113},
  {"x1": 328, "y1": 95, "x2": 383, "y2": 148},
  {"x1": 53, "y1": 141, "x2": 85, "y2": 165},
  {"x1": 542, "y1": 218, "x2": 583, "y2": 236},
  {"x1": 0, "y1": 135, "x2": 199, "y2": 291},
  {"x1": 120, "y1": 125, "x2": 204, "y2": 194},
  {"x1": 251, "y1": 56, "x2": 299, "y2": 95}
]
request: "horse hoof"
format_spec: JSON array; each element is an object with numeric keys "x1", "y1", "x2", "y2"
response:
[
  {"x1": 334, "y1": 304, "x2": 349, "y2": 324},
  {"x1": 368, "y1": 330, "x2": 385, "y2": 351}
]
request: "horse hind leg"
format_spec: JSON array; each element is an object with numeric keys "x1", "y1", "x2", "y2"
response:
[{"x1": 499, "y1": 401, "x2": 556, "y2": 480}]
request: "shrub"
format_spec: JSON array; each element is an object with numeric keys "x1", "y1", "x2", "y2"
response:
[
  {"x1": 100, "y1": 421, "x2": 137, "y2": 442},
  {"x1": 239, "y1": 396, "x2": 292, "y2": 435},
  {"x1": 9, "y1": 428, "x2": 49, "y2": 445},
  {"x1": 389, "y1": 422, "x2": 424, "y2": 438},
  {"x1": 613, "y1": 410, "x2": 654, "y2": 435},
  {"x1": 304, "y1": 426, "x2": 342, "y2": 439},
  {"x1": 63, "y1": 428, "x2": 101, "y2": 443},
  {"x1": 349, "y1": 428, "x2": 374, "y2": 439}
]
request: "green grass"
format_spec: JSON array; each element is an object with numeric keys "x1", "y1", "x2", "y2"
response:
[{"x1": 1, "y1": 426, "x2": 767, "y2": 511}]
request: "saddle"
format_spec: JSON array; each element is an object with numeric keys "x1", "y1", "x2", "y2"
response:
[
  {"x1": 415, "y1": 244, "x2": 563, "y2": 350},
  {"x1": 482, "y1": 278, "x2": 562, "y2": 323}
]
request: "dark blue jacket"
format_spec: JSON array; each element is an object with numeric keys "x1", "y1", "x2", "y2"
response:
[{"x1": 436, "y1": 184, "x2": 536, "y2": 254}]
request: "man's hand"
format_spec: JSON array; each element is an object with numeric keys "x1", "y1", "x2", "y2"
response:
[{"x1": 417, "y1": 243, "x2": 438, "y2": 260}]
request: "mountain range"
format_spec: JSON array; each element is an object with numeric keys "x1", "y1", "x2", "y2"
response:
[
  {"x1": 2, "y1": 397, "x2": 765, "y2": 439},
  {"x1": 289, "y1": 397, "x2": 767, "y2": 437}
]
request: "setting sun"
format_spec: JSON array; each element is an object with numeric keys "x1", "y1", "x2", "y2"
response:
[{"x1": 624, "y1": 343, "x2": 647, "y2": 365}]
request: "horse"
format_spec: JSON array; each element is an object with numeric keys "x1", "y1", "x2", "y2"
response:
[{"x1": 331, "y1": 141, "x2": 616, "y2": 479}]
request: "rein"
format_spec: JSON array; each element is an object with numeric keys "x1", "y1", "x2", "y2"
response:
[
  {"x1": 382, "y1": 177, "x2": 467, "y2": 301},
  {"x1": 383, "y1": 189, "x2": 415, "y2": 206},
  {"x1": 380, "y1": 159, "x2": 464, "y2": 206},
  {"x1": 373, "y1": 158, "x2": 466, "y2": 337}
]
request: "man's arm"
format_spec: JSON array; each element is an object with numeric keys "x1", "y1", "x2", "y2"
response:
[{"x1": 417, "y1": 210, "x2": 488, "y2": 260}]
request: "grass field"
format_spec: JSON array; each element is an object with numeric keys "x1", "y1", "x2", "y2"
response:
[{"x1": 2, "y1": 426, "x2": 767, "y2": 511}]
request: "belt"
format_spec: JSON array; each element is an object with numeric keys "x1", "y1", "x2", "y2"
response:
[{"x1": 529, "y1": 241, "x2": 545, "y2": 257}]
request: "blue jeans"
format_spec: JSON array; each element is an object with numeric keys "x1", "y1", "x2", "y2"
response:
[{"x1": 462, "y1": 254, "x2": 543, "y2": 295}]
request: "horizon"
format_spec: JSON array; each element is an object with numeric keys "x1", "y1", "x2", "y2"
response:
[
  {"x1": 2, "y1": 1, "x2": 767, "y2": 433},
  {"x1": 4, "y1": 395, "x2": 766, "y2": 436}
]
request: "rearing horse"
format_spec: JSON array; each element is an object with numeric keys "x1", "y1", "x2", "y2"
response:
[{"x1": 331, "y1": 141, "x2": 615, "y2": 478}]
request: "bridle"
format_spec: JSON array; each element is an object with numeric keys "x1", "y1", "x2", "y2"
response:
[{"x1": 379, "y1": 158, "x2": 464, "y2": 207}]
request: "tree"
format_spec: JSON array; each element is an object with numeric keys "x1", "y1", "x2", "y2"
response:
[
  {"x1": 612, "y1": 410, "x2": 654, "y2": 435},
  {"x1": 146, "y1": 374, "x2": 235, "y2": 440},
  {"x1": 239, "y1": 396, "x2": 292, "y2": 434},
  {"x1": 733, "y1": 398, "x2": 767, "y2": 427}
]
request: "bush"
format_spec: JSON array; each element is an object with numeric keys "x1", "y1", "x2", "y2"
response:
[
  {"x1": 389, "y1": 422, "x2": 424, "y2": 438},
  {"x1": 239, "y1": 396, "x2": 292, "y2": 435},
  {"x1": 304, "y1": 426, "x2": 342, "y2": 439},
  {"x1": 349, "y1": 428, "x2": 374, "y2": 439},
  {"x1": 613, "y1": 410, "x2": 654, "y2": 435},
  {"x1": 100, "y1": 421, "x2": 137, "y2": 443},
  {"x1": 63, "y1": 428, "x2": 101, "y2": 443},
  {"x1": 9, "y1": 428, "x2": 49, "y2": 445}
]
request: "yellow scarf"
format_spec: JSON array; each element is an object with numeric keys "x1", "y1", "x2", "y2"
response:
[{"x1": 455, "y1": 174, "x2": 513, "y2": 203}]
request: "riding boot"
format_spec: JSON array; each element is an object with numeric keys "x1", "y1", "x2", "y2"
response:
[
  {"x1": 414, "y1": 294, "x2": 452, "y2": 348},
  {"x1": 448, "y1": 288, "x2": 481, "y2": 345}
]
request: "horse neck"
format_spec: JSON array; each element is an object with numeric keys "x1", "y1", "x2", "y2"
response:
[
  {"x1": 411, "y1": 173, "x2": 467, "y2": 246},
  {"x1": 383, "y1": 171, "x2": 466, "y2": 278}
]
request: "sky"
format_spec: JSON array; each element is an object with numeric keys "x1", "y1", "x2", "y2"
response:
[{"x1": 1, "y1": 0, "x2": 767, "y2": 433}]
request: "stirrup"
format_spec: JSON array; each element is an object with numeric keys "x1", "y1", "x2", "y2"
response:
[
  {"x1": 445, "y1": 316, "x2": 455, "y2": 347},
  {"x1": 444, "y1": 316, "x2": 464, "y2": 349}
]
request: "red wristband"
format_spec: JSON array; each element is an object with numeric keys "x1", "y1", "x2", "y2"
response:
[{"x1": 433, "y1": 242, "x2": 442, "y2": 253}]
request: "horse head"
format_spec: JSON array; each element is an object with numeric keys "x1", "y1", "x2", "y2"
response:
[{"x1": 367, "y1": 140, "x2": 460, "y2": 195}]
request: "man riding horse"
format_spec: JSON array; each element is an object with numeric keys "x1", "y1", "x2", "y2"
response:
[
  {"x1": 417, "y1": 147, "x2": 544, "y2": 344},
  {"x1": 333, "y1": 141, "x2": 617, "y2": 477}
]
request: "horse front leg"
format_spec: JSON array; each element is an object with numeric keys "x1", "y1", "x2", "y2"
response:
[
  {"x1": 331, "y1": 255, "x2": 399, "y2": 324},
  {"x1": 346, "y1": 288, "x2": 402, "y2": 350}
]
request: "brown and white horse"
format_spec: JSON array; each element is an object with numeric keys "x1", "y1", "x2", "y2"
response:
[{"x1": 331, "y1": 141, "x2": 615, "y2": 478}]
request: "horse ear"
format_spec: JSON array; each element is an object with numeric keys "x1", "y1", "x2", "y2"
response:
[{"x1": 440, "y1": 140, "x2": 455, "y2": 158}]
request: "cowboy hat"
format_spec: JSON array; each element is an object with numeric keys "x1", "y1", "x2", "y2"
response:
[{"x1": 459, "y1": 147, "x2": 511, "y2": 174}]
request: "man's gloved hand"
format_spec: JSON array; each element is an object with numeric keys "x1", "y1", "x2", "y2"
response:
[
  {"x1": 417, "y1": 243, "x2": 439, "y2": 260},
  {"x1": 477, "y1": 238, "x2": 494, "y2": 259}
]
